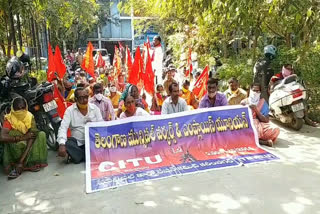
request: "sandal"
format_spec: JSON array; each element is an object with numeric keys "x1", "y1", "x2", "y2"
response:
[
  {"x1": 305, "y1": 118, "x2": 319, "y2": 127},
  {"x1": 8, "y1": 168, "x2": 22, "y2": 180},
  {"x1": 29, "y1": 166, "x2": 41, "y2": 172}
]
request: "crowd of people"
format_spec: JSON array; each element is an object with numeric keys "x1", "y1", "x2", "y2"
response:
[{"x1": 0, "y1": 39, "x2": 317, "y2": 179}]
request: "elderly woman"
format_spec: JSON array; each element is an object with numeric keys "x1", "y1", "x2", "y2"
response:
[
  {"x1": 0, "y1": 97, "x2": 47, "y2": 179},
  {"x1": 117, "y1": 84, "x2": 149, "y2": 117},
  {"x1": 241, "y1": 83, "x2": 280, "y2": 147},
  {"x1": 119, "y1": 96, "x2": 149, "y2": 119}
]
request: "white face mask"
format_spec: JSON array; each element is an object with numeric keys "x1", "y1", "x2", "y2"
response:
[
  {"x1": 95, "y1": 93, "x2": 103, "y2": 101},
  {"x1": 249, "y1": 90, "x2": 261, "y2": 105},
  {"x1": 109, "y1": 86, "x2": 117, "y2": 93}
]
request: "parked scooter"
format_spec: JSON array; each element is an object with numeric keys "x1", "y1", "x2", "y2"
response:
[{"x1": 269, "y1": 74, "x2": 306, "y2": 130}]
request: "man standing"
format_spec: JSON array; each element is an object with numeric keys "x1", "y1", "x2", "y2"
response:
[
  {"x1": 253, "y1": 45, "x2": 277, "y2": 103},
  {"x1": 162, "y1": 83, "x2": 188, "y2": 114},
  {"x1": 199, "y1": 78, "x2": 228, "y2": 108},
  {"x1": 57, "y1": 87, "x2": 103, "y2": 163},
  {"x1": 224, "y1": 77, "x2": 247, "y2": 105},
  {"x1": 90, "y1": 83, "x2": 115, "y2": 121},
  {"x1": 75, "y1": 48, "x2": 83, "y2": 65},
  {"x1": 151, "y1": 35, "x2": 164, "y2": 85}
]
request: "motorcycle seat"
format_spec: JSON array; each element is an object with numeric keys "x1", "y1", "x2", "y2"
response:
[{"x1": 25, "y1": 89, "x2": 38, "y2": 99}]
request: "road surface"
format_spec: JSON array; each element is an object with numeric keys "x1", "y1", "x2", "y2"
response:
[{"x1": 1, "y1": 121, "x2": 319, "y2": 214}]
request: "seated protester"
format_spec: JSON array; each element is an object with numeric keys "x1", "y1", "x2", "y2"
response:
[
  {"x1": 163, "y1": 65, "x2": 178, "y2": 95},
  {"x1": 199, "y1": 78, "x2": 228, "y2": 108},
  {"x1": 63, "y1": 78, "x2": 75, "y2": 102},
  {"x1": 181, "y1": 80, "x2": 199, "y2": 109},
  {"x1": 224, "y1": 77, "x2": 247, "y2": 105},
  {"x1": 130, "y1": 85, "x2": 149, "y2": 111},
  {"x1": 89, "y1": 83, "x2": 115, "y2": 121},
  {"x1": 241, "y1": 83, "x2": 280, "y2": 147},
  {"x1": 87, "y1": 77, "x2": 96, "y2": 97},
  {"x1": 270, "y1": 63, "x2": 293, "y2": 86},
  {"x1": 109, "y1": 83, "x2": 121, "y2": 109},
  {"x1": 151, "y1": 84, "x2": 167, "y2": 113},
  {"x1": 0, "y1": 98, "x2": 47, "y2": 179},
  {"x1": 117, "y1": 84, "x2": 149, "y2": 117},
  {"x1": 57, "y1": 87, "x2": 103, "y2": 164},
  {"x1": 116, "y1": 73, "x2": 126, "y2": 93},
  {"x1": 119, "y1": 96, "x2": 150, "y2": 119},
  {"x1": 162, "y1": 82, "x2": 188, "y2": 114},
  {"x1": 269, "y1": 64, "x2": 318, "y2": 127}
]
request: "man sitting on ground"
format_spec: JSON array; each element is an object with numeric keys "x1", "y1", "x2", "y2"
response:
[
  {"x1": 57, "y1": 87, "x2": 103, "y2": 164},
  {"x1": 199, "y1": 78, "x2": 228, "y2": 108},
  {"x1": 224, "y1": 77, "x2": 247, "y2": 105},
  {"x1": 89, "y1": 83, "x2": 115, "y2": 121},
  {"x1": 162, "y1": 82, "x2": 188, "y2": 114}
]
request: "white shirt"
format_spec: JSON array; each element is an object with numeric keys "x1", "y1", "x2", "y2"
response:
[
  {"x1": 151, "y1": 45, "x2": 163, "y2": 76},
  {"x1": 161, "y1": 97, "x2": 188, "y2": 114},
  {"x1": 119, "y1": 107, "x2": 150, "y2": 119},
  {"x1": 57, "y1": 103, "x2": 103, "y2": 146}
]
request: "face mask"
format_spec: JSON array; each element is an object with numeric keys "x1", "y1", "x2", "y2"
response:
[
  {"x1": 282, "y1": 66, "x2": 292, "y2": 78},
  {"x1": 231, "y1": 88, "x2": 239, "y2": 94},
  {"x1": 13, "y1": 109, "x2": 28, "y2": 121},
  {"x1": 127, "y1": 105, "x2": 135, "y2": 113},
  {"x1": 249, "y1": 90, "x2": 261, "y2": 105},
  {"x1": 95, "y1": 93, "x2": 103, "y2": 101},
  {"x1": 110, "y1": 86, "x2": 117, "y2": 93},
  {"x1": 208, "y1": 91, "x2": 217, "y2": 98},
  {"x1": 77, "y1": 103, "x2": 88, "y2": 110},
  {"x1": 182, "y1": 87, "x2": 188, "y2": 93}
]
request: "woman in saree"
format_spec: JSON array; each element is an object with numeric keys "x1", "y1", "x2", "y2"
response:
[
  {"x1": 117, "y1": 84, "x2": 149, "y2": 117},
  {"x1": 241, "y1": 83, "x2": 280, "y2": 147},
  {"x1": 0, "y1": 97, "x2": 48, "y2": 179},
  {"x1": 151, "y1": 84, "x2": 167, "y2": 114}
]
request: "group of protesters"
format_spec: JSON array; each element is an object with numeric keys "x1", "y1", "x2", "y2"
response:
[{"x1": 2, "y1": 36, "x2": 317, "y2": 180}]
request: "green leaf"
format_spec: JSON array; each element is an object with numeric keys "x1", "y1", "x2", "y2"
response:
[{"x1": 307, "y1": 8, "x2": 312, "y2": 18}]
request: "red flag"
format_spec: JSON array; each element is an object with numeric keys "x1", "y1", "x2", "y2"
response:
[
  {"x1": 53, "y1": 83, "x2": 66, "y2": 119},
  {"x1": 185, "y1": 48, "x2": 193, "y2": 77},
  {"x1": 54, "y1": 46, "x2": 66, "y2": 79},
  {"x1": 128, "y1": 46, "x2": 142, "y2": 85},
  {"x1": 96, "y1": 52, "x2": 105, "y2": 68},
  {"x1": 147, "y1": 37, "x2": 151, "y2": 49},
  {"x1": 81, "y1": 42, "x2": 95, "y2": 78},
  {"x1": 126, "y1": 46, "x2": 133, "y2": 77},
  {"x1": 143, "y1": 46, "x2": 155, "y2": 95},
  {"x1": 113, "y1": 45, "x2": 121, "y2": 77},
  {"x1": 118, "y1": 41, "x2": 124, "y2": 50},
  {"x1": 193, "y1": 65, "x2": 209, "y2": 99},
  {"x1": 47, "y1": 43, "x2": 56, "y2": 82}
]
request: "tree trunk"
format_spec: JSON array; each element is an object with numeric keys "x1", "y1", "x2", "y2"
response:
[
  {"x1": 8, "y1": 0, "x2": 17, "y2": 55},
  {"x1": 16, "y1": 13, "x2": 23, "y2": 50},
  {"x1": 0, "y1": 40, "x2": 6, "y2": 56},
  {"x1": 252, "y1": 28, "x2": 260, "y2": 61},
  {"x1": 35, "y1": 19, "x2": 42, "y2": 70},
  {"x1": 30, "y1": 16, "x2": 38, "y2": 70},
  {"x1": 7, "y1": 35, "x2": 12, "y2": 57},
  {"x1": 43, "y1": 21, "x2": 48, "y2": 58},
  {"x1": 285, "y1": 33, "x2": 292, "y2": 48}
]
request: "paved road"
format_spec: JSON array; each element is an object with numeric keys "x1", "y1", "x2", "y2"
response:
[{"x1": 1, "y1": 121, "x2": 319, "y2": 214}]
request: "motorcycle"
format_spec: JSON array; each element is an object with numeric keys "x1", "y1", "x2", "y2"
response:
[
  {"x1": 0, "y1": 72, "x2": 61, "y2": 150},
  {"x1": 269, "y1": 74, "x2": 306, "y2": 130}
]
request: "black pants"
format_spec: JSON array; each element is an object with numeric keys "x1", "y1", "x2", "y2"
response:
[{"x1": 66, "y1": 137, "x2": 85, "y2": 164}]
